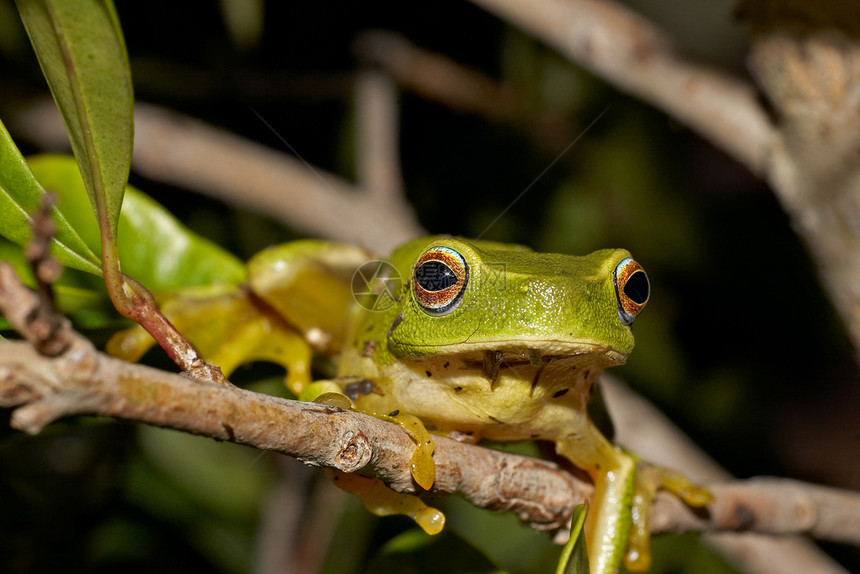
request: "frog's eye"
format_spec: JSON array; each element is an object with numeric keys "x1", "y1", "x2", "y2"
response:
[
  {"x1": 614, "y1": 257, "x2": 649, "y2": 325},
  {"x1": 412, "y1": 246, "x2": 468, "y2": 316}
]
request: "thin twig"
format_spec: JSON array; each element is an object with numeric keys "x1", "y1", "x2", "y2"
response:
[
  {"x1": 20, "y1": 192, "x2": 72, "y2": 357},
  {"x1": 2, "y1": 330, "x2": 860, "y2": 551},
  {"x1": 354, "y1": 30, "x2": 517, "y2": 120},
  {"x1": 354, "y1": 68, "x2": 404, "y2": 201}
]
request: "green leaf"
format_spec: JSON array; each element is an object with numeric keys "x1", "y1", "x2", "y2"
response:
[
  {"x1": 28, "y1": 154, "x2": 247, "y2": 290},
  {"x1": 557, "y1": 504, "x2": 589, "y2": 574},
  {"x1": 0, "y1": 118, "x2": 101, "y2": 275},
  {"x1": 15, "y1": 0, "x2": 133, "y2": 241}
]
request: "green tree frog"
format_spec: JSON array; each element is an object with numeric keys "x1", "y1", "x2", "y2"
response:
[{"x1": 108, "y1": 236, "x2": 710, "y2": 574}]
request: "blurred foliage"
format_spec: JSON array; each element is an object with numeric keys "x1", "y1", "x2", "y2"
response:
[{"x1": 1, "y1": 0, "x2": 859, "y2": 573}]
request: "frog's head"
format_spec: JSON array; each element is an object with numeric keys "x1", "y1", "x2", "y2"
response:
[{"x1": 381, "y1": 236, "x2": 649, "y2": 368}]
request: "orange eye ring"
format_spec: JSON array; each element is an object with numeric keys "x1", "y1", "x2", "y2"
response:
[
  {"x1": 412, "y1": 247, "x2": 468, "y2": 316},
  {"x1": 614, "y1": 257, "x2": 649, "y2": 325}
]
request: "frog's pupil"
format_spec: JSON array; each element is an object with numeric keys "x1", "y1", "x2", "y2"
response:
[
  {"x1": 416, "y1": 261, "x2": 457, "y2": 292},
  {"x1": 624, "y1": 270, "x2": 649, "y2": 304}
]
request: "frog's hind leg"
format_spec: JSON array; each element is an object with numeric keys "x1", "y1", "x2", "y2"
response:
[{"x1": 106, "y1": 285, "x2": 313, "y2": 394}]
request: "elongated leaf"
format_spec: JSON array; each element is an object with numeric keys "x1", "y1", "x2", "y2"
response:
[
  {"x1": 0, "y1": 119, "x2": 101, "y2": 275},
  {"x1": 29, "y1": 155, "x2": 247, "y2": 290},
  {"x1": 15, "y1": 0, "x2": 133, "y2": 240},
  {"x1": 557, "y1": 504, "x2": 589, "y2": 574}
]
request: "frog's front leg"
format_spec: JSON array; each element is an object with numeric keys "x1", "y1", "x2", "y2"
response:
[
  {"x1": 326, "y1": 470, "x2": 445, "y2": 535},
  {"x1": 623, "y1": 454, "x2": 713, "y2": 570},
  {"x1": 304, "y1": 380, "x2": 445, "y2": 534},
  {"x1": 557, "y1": 422, "x2": 712, "y2": 574},
  {"x1": 556, "y1": 425, "x2": 636, "y2": 574},
  {"x1": 306, "y1": 379, "x2": 437, "y2": 489}
]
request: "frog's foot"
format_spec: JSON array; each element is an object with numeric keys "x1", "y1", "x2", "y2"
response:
[
  {"x1": 374, "y1": 410, "x2": 436, "y2": 490},
  {"x1": 624, "y1": 460, "x2": 713, "y2": 571},
  {"x1": 303, "y1": 385, "x2": 437, "y2": 491},
  {"x1": 325, "y1": 469, "x2": 445, "y2": 535}
]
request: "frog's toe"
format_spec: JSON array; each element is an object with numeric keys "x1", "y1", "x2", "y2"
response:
[
  {"x1": 327, "y1": 470, "x2": 445, "y2": 535},
  {"x1": 107, "y1": 325, "x2": 155, "y2": 362},
  {"x1": 313, "y1": 392, "x2": 353, "y2": 410},
  {"x1": 446, "y1": 429, "x2": 481, "y2": 444},
  {"x1": 624, "y1": 467, "x2": 658, "y2": 572},
  {"x1": 301, "y1": 380, "x2": 346, "y2": 403},
  {"x1": 373, "y1": 411, "x2": 436, "y2": 491},
  {"x1": 657, "y1": 466, "x2": 713, "y2": 507},
  {"x1": 624, "y1": 462, "x2": 712, "y2": 572}
]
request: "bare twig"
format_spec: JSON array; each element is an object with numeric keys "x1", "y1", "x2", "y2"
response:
[
  {"x1": 19, "y1": 192, "x2": 72, "y2": 357},
  {"x1": 0, "y1": 343, "x2": 585, "y2": 532},
  {"x1": 354, "y1": 30, "x2": 517, "y2": 120},
  {"x1": 654, "y1": 478, "x2": 860, "y2": 545},
  {"x1": 2, "y1": 329, "x2": 860, "y2": 552},
  {"x1": 354, "y1": 68, "x2": 404, "y2": 200}
]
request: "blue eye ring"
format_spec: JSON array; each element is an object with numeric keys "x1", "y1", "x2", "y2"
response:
[
  {"x1": 412, "y1": 246, "x2": 468, "y2": 316},
  {"x1": 614, "y1": 257, "x2": 649, "y2": 325}
]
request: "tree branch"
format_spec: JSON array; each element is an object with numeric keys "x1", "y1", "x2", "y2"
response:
[
  {"x1": 354, "y1": 67, "x2": 405, "y2": 200},
  {"x1": 2, "y1": 263, "x2": 860, "y2": 560},
  {"x1": 0, "y1": 336, "x2": 585, "y2": 532},
  {"x1": 354, "y1": 30, "x2": 518, "y2": 121},
  {"x1": 469, "y1": 0, "x2": 775, "y2": 175}
]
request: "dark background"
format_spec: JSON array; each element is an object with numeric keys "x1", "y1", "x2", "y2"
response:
[{"x1": 1, "y1": 1, "x2": 857, "y2": 572}]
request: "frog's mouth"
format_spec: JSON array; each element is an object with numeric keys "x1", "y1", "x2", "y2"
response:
[
  {"x1": 413, "y1": 339, "x2": 627, "y2": 367},
  {"x1": 402, "y1": 340, "x2": 625, "y2": 388}
]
